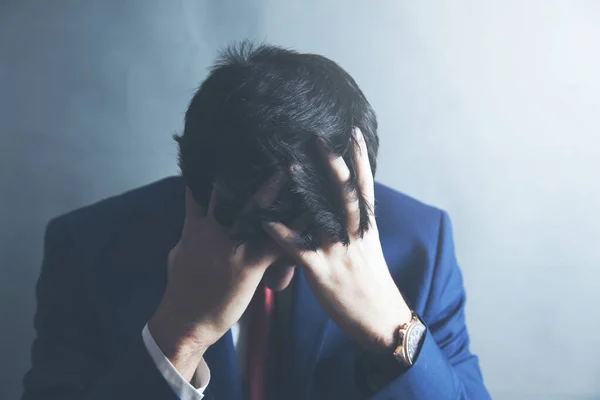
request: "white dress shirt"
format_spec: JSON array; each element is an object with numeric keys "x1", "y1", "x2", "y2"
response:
[
  {"x1": 142, "y1": 286, "x2": 290, "y2": 400},
  {"x1": 142, "y1": 323, "x2": 214, "y2": 399}
]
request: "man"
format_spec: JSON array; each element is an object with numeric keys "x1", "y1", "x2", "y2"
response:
[{"x1": 23, "y1": 43, "x2": 490, "y2": 399}]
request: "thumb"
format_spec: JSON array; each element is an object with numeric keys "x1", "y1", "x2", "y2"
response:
[
  {"x1": 166, "y1": 242, "x2": 181, "y2": 280},
  {"x1": 185, "y1": 187, "x2": 205, "y2": 220}
]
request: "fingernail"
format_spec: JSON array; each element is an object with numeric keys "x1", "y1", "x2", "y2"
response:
[{"x1": 262, "y1": 221, "x2": 275, "y2": 231}]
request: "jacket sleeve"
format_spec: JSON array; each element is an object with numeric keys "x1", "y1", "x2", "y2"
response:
[
  {"x1": 22, "y1": 218, "x2": 179, "y2": 400},
  {"x1": 370, "y1": 212, "x2": 491, "y2": 400}
]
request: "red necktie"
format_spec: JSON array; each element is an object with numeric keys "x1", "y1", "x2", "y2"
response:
[{"x1": 246, "y1": 284, "x2": 274, "y2": 400}]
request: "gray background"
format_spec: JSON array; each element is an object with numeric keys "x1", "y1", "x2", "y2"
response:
[{"x1": 1, "y1": 1, "x2": 599, "y2": 399}]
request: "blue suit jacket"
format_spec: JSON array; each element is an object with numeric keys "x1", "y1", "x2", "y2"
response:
[{"x1": 23, "y1": 177, "x2": 490, "y2": 399}]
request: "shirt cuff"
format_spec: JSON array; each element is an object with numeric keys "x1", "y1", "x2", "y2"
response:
[{"x1": 142, "y1": 323, "x2": 211, "y2": 400}]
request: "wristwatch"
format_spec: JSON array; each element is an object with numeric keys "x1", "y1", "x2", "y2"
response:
[
  {"x1": 358, "y1": 311, "x2": 427, "y2": 393},
  {"x1": 393, "y1": 311, "x2": 427, "y2": 367}
]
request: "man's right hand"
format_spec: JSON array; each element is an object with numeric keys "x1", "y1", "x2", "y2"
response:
[{"x1": 148, "y1": 172, "x2": 286, "y2": 382}]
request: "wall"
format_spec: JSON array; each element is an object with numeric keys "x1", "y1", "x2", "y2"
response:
[{"x1": 1, "y1": 1, "x2": 598, "y2": 399}]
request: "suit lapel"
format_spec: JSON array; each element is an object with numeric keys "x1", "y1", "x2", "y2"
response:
[{"x1": 288, "y1": 268, "x2": 331, "y2": 400}]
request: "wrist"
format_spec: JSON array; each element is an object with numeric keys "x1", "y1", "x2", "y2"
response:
[
  {"x1": 148, "y1": 301, "x2": 213, "y2": 380},
  {"x1": 370, "y1": 302, "x2": 412, "y2": 352},
  {"x1": 358, "y1": 307, "x2": 425, "y2": 393},
  {"x1": 148, "y1": 311, "x2": 208, "y2": 356}
]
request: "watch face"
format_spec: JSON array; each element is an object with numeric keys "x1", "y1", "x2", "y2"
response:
[{"x1": 406, "y1": 324, "x2": 426, "y2": 361}]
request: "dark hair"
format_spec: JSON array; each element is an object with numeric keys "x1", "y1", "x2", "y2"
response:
[{"x1": 176, "y1": 41, "x2": 379, "y2": 250}]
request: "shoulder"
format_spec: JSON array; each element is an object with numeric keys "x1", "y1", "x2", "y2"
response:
[
  {"x1": 374, "y1": 181, "x2": 445, "y2": 248},
  {"x1": 374, "y1": 183, "x2": 460, "y2": 312},
  {"x1": 47, "y1": 176, "x2": 184, "y2": 242}
]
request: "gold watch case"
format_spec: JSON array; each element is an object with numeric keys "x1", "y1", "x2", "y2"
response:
[{"x1": 392, "y1": 312, "x2": 426, "y2": 366}]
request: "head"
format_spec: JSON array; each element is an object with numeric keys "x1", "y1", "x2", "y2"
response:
[{"x1": 176, "y1": 41, "x2": 379, "y2": 290}]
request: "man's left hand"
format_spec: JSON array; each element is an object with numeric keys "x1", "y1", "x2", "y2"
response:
[{"x1": 263, "y1": 128, "x2": 412, "y2": 352}]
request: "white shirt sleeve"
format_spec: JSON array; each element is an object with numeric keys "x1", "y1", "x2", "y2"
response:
[{"x1": 141, "y1": 323, "x2": 211, "y2": 400}]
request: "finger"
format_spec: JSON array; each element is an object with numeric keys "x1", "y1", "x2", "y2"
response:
[
  {"x1": 317, "y1": 140, "x2": 352, "y2": 186},
  {"x1": 206, "y1": 187, "x2": 217, "y2": 217},
  {"x1": 288, "y1": 209, "x2": 332, "y2": 249},
  {"x1": 262, "y1": 221, "x2": 318, "y2": 266},
  {"x1": 185, "y1": 186, "x2": 205, "y2": 220},
  {"x1": 353, "y1": 128, "x2": 375, "y2": 209},
  {"x1": 249, "y1": 214, "x2": 311, "y2": 268},
  {"x1": 248, "y1": 170, "x2": 286, "y2": 209},
  {"x1": 238, "y1": 240, "x2": 281, "y2": 271},
  {"x1": 317, "y1": 139, "x2": 361, "y2": 232}
]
